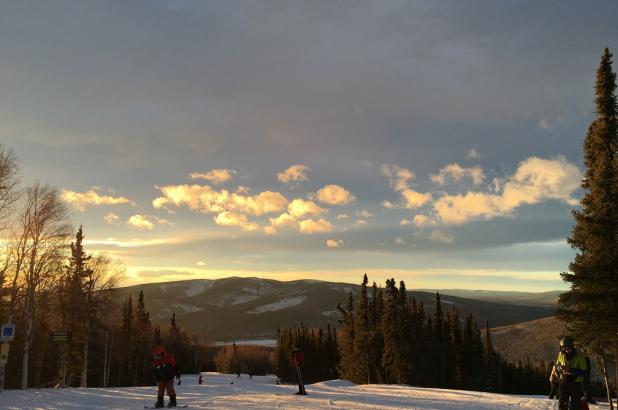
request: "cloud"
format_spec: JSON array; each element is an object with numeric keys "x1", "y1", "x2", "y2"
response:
[
  {"x1": 128, "y1": 214, "x2": 174, "y2": 230},
  {"x1": 412, "y1": 215, "x2": 435, "y2": 227},
  {"x1": 104, "y1": 212, "x2": 120, "y2": 224},
  {"x1": 466, "y1": 149, "x2": 480, "y2": 160},
  {"x1": 269, "y1": 212, "x2": 299, "y2": 230},
  {"x1": 326, "y1": 239, "x2": 344, "y2": 248},
  {"x1": 429, "y1": 230, "x2": 454, "y2": 243},
  {"x1": 400, "y1": 189, "x2": 432, "y2": 209},
  {"x1": 278, "y1": 165, "x2": 310, "y2": 186},
  {"x1": 214, "y1": 211, "x2": 259, "y2": 231},
  {"x1": 433, "y1": 156, "x2": 581, "y2": 225},
  {"x1": 190, "y1": 169, "x2": 235, "y2": 184},
  {"x1": 298, "y1": 218, "x2": 333, "y2": 234},
  {"x1": 381, "y1": 164, "x2": 415, "y2": 191},
  {"x1": 430, "y1": 163, "x2": 485, "y2": 186},
  {"x1": 153, "y1": 184, "x2": 289, "y2": 216},
  {"x1": 394, "y1": 236, "x2": 407, "y2": 245},
  {"x1": 336, "y1": 214, "x2": 349, "y2": 220},
  {"x1": 400, "y1": 218, "x2": 411, "y2": 226},
  {"x1": 61, "y1": 187, "x2": 134, "y2": 211},
  {"x1": 196, "y1": 260, "x2": 206, "y2": 266},
  {"x1": 382, "y1": 164, "x2": 431, "y2": 209},
  {"x1": 353, "y1": 220, "x2": 368, "y2": 228},
  {"x1": 288, "y1": 198, "x2": 326, "y2": 219},
  {"x1": 356, "y1": 209, "x2": 374, "y2": 218},
  {"x1": 315, "y1": 184, "x2": 356, "y2": 205}
]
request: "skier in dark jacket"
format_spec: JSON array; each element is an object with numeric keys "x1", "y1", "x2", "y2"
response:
[
  {"x1": 290, "y1": 346, "x2": 307, "y2": 395},
  {"x1": 555, "y1": 336, "x2": 587, "y2": 410},
  {"x1": 153, "y1": 345, "x2": 180, "y2": 408}
]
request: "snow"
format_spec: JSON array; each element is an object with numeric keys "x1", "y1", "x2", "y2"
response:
[
  {"x1": 0, "y1": 372, "x2": 608, "y2": 409},
  {"x1": 230, "y1": 295, "x2": 260, "y2": 305},
  {"x1": 184, "y1": 281, "x2": 212, "y2": 297},
  {"x1": 247, "y1": 296, "x2": 307, "y2": 314},
  {"x1": 173, "y1": 303, "x2": 203, "y2": 313},
  {"x1": 213, "y1": 339, "x2": 277, "y2": 347}
]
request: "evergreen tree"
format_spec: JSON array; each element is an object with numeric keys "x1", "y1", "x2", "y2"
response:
[
  {"x1": 336, "y1": 292, "x2": 355, "y2": 379},
  {"x1": 558, "y1": 48, "x2": 618, "y2": 406},
  {"x1": 351, "y1": 274, "x2": 370, "y2": 383}
]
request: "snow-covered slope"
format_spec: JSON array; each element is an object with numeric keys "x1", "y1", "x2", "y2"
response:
[{"x1": 1, "y1": 373, "x2": 608, "y2": 409}]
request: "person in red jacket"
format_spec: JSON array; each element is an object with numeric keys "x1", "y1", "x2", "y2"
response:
[
  {"x1": 153, "y1": 345, "x2": 179, "y2": 408},
  {"x1": 290, "y1": 346, "x2": 307, "y2": 395}
]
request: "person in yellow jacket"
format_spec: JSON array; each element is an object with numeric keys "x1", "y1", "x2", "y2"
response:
[{"x1": 554, "y1": 336, "x2": 587, "y2": 410}]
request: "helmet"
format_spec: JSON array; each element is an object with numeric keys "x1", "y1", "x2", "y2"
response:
[
  {"x1": 153, "y1": 345, "x2": 166, "y2": 359},
  {"x1": 560, "y1": 336, "x2": 574, "y2": 349}
]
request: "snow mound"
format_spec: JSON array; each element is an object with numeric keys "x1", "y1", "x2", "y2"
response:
[{"x1": 314, "y1": 379, "x2": 357, "y2": 388}]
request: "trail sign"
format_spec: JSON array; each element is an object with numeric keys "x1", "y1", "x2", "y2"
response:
[
  {"x1": 52, "y1": 332, "x2": 70, "y2": 343},
  {"x1": 0, "y1": 324, "x2": 15, "y2": 342}
]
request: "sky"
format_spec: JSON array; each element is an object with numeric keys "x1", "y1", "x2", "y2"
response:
[{"x1": 1, "y1": 0, "x2": 617, "y2": 291}]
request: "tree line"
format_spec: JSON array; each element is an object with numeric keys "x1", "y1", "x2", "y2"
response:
[
  {"x1": 0, "y1": 147, "x2": 207, "y2": 389},
  {"x1": 276, "y1": 274, "x2": 547, "y2": 394}
]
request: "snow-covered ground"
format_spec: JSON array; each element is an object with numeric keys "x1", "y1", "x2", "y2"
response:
[{"x1": 0, "y1": 372, "x2": 609, "y2": 409}]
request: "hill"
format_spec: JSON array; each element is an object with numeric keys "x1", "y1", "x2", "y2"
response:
[
  {"x1": 118, "y1": 277, "x2": 555, "y2": 342},
  {"x1": 489, "y1": 316, "x2": 568, "y2": 366}
]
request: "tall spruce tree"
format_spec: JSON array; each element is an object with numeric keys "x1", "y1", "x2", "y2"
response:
[
  {"x1": 558, "y1": 48, "x2": 618, "y2": 407},
  {"x1": 352, "y1": 274, "x2": 370, "y2": 383}
]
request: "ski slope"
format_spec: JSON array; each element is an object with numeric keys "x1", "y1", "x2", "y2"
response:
[{"x1": 0, "y1": 373, "x2": 607, "y2": 409}]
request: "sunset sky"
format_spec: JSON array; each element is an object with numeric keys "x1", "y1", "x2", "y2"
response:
[{"x1": 2, "y1": 1, "x2": 617, "y2": 290}]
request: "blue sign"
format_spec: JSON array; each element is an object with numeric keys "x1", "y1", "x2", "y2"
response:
[{"x1": 1, "y1": 324, "x2": 15, "y2": 342}]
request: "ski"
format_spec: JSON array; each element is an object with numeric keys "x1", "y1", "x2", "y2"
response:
[{"x1": 143, "y1": 406, "x2": 188, "y2": 409}]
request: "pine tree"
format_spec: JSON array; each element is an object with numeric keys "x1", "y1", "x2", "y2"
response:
[
  {"x1": 336, "y1": 292, "x2": 355, "y2": 379},
  {"x1": 558, "y1": 48, "x2": 618, "y2": 407},
  {"x1": 351, "y1": 274, "x2": 369, "y2": 383}
]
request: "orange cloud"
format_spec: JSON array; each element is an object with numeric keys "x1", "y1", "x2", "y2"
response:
[
  {"x1": 127, "y1": 214, "x2": 174, "y2": 230},
  {"x1": 214, "y1": 212, "x2": 259, "y2": 231},
  {"x1": 278, "y1": 165, "x2": 310, "y2": 186},
  {"x1": 62, "y1": 187, "x2": 134, "y2": 211},
  {"x1": 400, "y1": 188, "x2": 432, "y2": 209},
  {"x1": 326, "y1": 239, "x2": 344, "y2": 248},
  {"x1": 430, "y1": 163, "x2": 485, "y2": 186},
  {"x1": 153, "y1": 184, "x2": 289, "y2": 216},
  {"x1": 315, "y1": 184, "x2": 356, "y2": 205},
  {"x1": 288, "y1": 198, "x2": 326, "y2": 219},
  {"x1": 190, "y1": 169, "x2": 235, "y2": 185},
  {"x1": 433, "y1": 156, "x2": 581, "y2": 225},
  {"x1": 104, "y1": 212, "x2": 120, "y2": 224},
  {"x1": 299, "y1": 218, "x2": 333, "y2": 234}
]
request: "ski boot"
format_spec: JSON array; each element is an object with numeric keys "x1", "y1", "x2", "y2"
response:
[
  {"x1": 167, "y1": 395, "x2": 177, "y2": 408},
  {"x1": 154, "y1": 396, "x2": 165, "y2": 408}
]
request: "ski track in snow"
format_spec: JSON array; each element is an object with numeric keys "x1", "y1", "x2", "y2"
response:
[{"x1": 1, "y1": 373, "x2": 609, "y2": 410}]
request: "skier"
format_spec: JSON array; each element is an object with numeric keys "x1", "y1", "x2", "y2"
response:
[
  {"x1": 554, "y1": 336, "x2": 587, "y2": 410},
  {"x1": 290, "y1": 346, "x2": 307, "y2": 395},
  {"x1": 153, "y1": 345, "x2": 180, "y2": 408}
]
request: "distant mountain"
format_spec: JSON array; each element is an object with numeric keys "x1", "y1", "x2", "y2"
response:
[
  {"x1": 118, "y1": 277, "x2": 556, "y2": 342},
  {"x1": 417, "y1": 289, "x2": 562, "y2": 307}
]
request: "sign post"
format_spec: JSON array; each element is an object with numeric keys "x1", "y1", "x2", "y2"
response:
[
  {"x1": 51, "y1": 332, "x2": 70, "y2": 388},
  {"x1": 0, "y1": 323, "x2": 16, "y2": 393}
]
